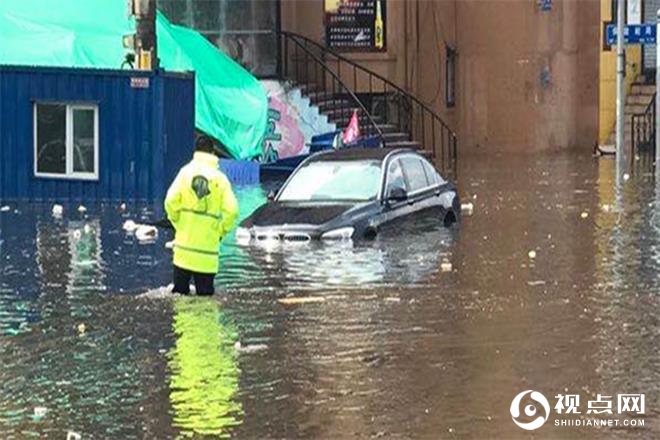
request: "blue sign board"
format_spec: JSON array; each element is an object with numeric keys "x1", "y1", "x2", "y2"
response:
[
  {"x1": 606, "y1": 23, "x2": 656, "y2": 45},
  {"x1": 539, "y1": 0, "x2": 552, "y2": 11}
]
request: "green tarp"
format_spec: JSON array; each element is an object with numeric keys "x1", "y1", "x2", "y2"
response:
[{"x1": 0, "y1": 0, "x2": 267, "y2": 159}]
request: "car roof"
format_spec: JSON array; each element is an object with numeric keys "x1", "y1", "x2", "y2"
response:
[{"x1": 306, "y1": 147, "x2": 414, "y2": 163}]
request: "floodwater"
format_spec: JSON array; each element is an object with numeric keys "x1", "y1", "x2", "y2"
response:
[{"x1": 0, "y1": 152, "x2": 659, "y2": 439}]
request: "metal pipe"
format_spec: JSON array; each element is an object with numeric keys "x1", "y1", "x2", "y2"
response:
[
  {"x1": 656, "y1": 9, "x2": 660, "y2": 169},
  {"x1": 615, "y1": 0, "x2": 625, "y2": 179}
]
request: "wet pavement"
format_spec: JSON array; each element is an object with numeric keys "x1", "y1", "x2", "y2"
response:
[{"x1": 0, "y1": 152, "x2": 659, "y2": 439}]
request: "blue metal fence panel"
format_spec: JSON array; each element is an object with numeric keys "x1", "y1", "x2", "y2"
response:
[
  {"x1": 220, "y1": 159, "x2": 260, "y2": 186},
  {"x1": 0, "y1": 65, "x2": 194, "y2": 204}
]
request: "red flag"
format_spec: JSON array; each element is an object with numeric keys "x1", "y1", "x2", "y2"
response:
[{"x1": 342, "y1": 110, "x2": 361, "y2": 144}]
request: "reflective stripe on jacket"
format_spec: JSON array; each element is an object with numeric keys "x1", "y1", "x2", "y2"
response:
[{"x1": 164, "y1": 152, "x2": 239, "y2": 274}]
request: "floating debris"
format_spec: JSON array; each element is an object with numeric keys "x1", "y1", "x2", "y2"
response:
[
  {"x1": 33, "y1": 406, "x2": 48, "y2": 419},
  {"x1": 623, "y1": 173, "x2": 630, "y2": 181},
  {"x1": 122, "y1": 220, "x2": 138, "y2": 232},
  {"x1": 527, "y1": 280, "x2": 546, "y2": 286},
  {"x1": 119, "y1": 203, "x2": 127, "y2": 211},
  {"x1": 138, "y1": 286, "x2": 176, "y2": 299},
  {"x1": 0, "y1": 205, "x2": 10, "y2": 212},
  {"x1": 77, "y1": 205, "x2": 87, "y2": 213},
  {"x1": 67, "y1": 432, "x2": 82, "y2": 440},
  {"x1": 278, "y1": 296, "x2": 326, "y2": 305},
  {"x1": 528, "y1": 250, "x2": 537, "y2": 259},
  {"x1": 580, "y1": 212, "x2": 589, "y2": 219},
  {"x1": 135, "y1": 225, "x2": 158, "y2": 242},
  {"x1": 461, "y1": 202, "x2": 474, "y2": 215},
  {"x1": 441, "y1": 261, "x2": 453, "y2": 272},
  {"x1": 234, "y1": 341, "x2": 269, "y2": 353},
  {"x1": 52, "y1": 204, "x2": 64, "y2": 217},
  {"x1": 77, "y1": 323, "x2": 86, "y2": 335}
]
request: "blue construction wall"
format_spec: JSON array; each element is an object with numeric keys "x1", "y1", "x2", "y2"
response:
[{"x1": 0, "y1": 65, "x2": 195, "y2": 204}]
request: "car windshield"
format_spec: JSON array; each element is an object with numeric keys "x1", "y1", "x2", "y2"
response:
[{"x1": 278, "y1": 160, "x2": 382, "y2": 202}]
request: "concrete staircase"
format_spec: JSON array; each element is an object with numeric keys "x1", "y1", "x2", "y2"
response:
[
  {"x1": 604, "y1": 80, "x2": 655, "y2": 148},
  {"x1": 300, "y1": 83, "x2": 422, "y2": 151}
]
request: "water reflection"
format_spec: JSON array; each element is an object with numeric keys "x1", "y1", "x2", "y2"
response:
[
  {"x1": 589, "y1": 157, "x2": 660, "y2": 426},
  {"x1": 0, "y1": 154, "x2": 659, "y2": 438},
  {"x1": 0, "y1": 217, "x2": 149, "y2": 437},
  {"x1": 66, "y1": 220, "x2": 105, "y2": 295},
  {"x1": 167, "y1": 297, "x2": 242, "y2": 437},
  {"x1": 220, "y1": 212, "x2": 457, "y2": 292}
]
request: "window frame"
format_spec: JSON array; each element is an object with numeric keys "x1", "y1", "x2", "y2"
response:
[
  {"x1": 400, "y1": 156, "x2": 429, "y2": 194},
  {"x1": 384, "y1": 157, "x2": 407, "y2": 194},
  {"x1": 33, "y1": 102, "x2": 100, "y2": 181},
  {"x1": 420, "y1": 157, "x2": 446, "y2": 186},
  {"x1": 382, "y1": 153, "x2": 446, "y2": 200},
  {"x1": 157, "y1": 0, "x2": 282, "y2": 78},
  {"x1": 277, "y1": 159, "x2": 382, "y2": 202}
]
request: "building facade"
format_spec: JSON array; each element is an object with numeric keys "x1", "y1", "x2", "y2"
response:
[{"x1": 158, "y1": 0, "x2": 601, "y2": 153}]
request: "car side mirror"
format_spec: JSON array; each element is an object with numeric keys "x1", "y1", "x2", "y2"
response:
[{"x1": 387, "y1": 186, "x2": 408, "y2": 202}]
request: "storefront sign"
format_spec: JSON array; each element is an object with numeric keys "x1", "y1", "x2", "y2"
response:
[{"x1": 325, "y1": 0, "x2": 386, "y2": 52}]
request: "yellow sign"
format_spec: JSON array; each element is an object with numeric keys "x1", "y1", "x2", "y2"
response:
[{"x1": 138, "y1": 49, "x2": 152, "y2": 70}]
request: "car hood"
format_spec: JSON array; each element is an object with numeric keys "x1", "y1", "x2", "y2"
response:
[{"x1": 242, "y1": 202, "x2": 356, "y2": 228}]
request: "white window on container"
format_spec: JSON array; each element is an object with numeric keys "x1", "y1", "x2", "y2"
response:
[{"x1": 34, "y1": 103, "x2": 99, "y2": 180}]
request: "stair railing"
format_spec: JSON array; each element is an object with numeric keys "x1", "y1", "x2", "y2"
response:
[
  {"x1": 277, "y1": 30, "x2": 457, "y2": 175},
  {"x1": 278, "y1": 32, "x2": 385, "y2": 147},
  {"x1": 631, "y1": 93, "x2": 656, "y2": 169}
]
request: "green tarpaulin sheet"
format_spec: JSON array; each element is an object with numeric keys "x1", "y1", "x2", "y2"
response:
[{"x1": 0, "y1": 0, "x2": 267, "y2": 160}]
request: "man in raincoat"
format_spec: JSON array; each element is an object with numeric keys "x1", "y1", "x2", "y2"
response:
[{"x1": 165, "y1": 136, "x2": 239, "y2": 295}]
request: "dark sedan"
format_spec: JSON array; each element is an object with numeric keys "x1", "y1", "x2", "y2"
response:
[{"x1": 236, "y1": 148, "x2": 459, "y2": 243}]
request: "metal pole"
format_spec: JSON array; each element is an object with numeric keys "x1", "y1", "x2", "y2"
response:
[
  {"x1": 133, "y1": 0, "x2": 159, "y2": 70},
  {"x1": 656, "y1": 9, "x2": 660, "y2": 168},
  {"x1": 616, "y1": 0, "x2": 626, "y2": 179}
]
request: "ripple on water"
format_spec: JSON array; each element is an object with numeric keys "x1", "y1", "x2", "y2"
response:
[{"x1": 1, "y1": 156, "x2": 660, "y2": 438}]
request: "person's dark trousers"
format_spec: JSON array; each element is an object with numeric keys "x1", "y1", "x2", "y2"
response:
[{"x1": 173, "y1": 265, "x2": 215, "y2": 295}]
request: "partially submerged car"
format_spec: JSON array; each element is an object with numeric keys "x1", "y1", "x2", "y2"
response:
[{"x1": 236, "y1": 148, "x2": 459, "y2": 243}]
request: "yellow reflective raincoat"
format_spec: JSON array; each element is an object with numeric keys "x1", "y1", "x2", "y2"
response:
[{"x1": 165, "y1": 152, "x2": 239, "y2": 274}]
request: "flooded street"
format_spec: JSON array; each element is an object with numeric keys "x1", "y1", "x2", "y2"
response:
[{"x1": 1, "y1": 152, "x2": 659, "y2": 439}]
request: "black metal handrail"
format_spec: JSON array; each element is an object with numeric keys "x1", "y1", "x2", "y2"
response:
[
  {"x1": 277, "y1": 31, "x2": 457, "y2": 174},
  {"x1": 631, "y1": 93, "x2": 656, "y2": 169},
  {"x1": 278, "y1": 32, "x2": 385, "y2": 146}
]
